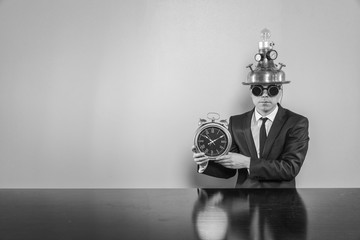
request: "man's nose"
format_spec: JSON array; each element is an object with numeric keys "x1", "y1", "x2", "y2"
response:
[{"x1": 261, "y1": 89, "x2": 269, "y2": 97}]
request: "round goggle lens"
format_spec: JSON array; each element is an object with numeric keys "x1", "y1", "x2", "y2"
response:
[
  {"x1": 251, "y1": 86, "x2": 263, "y2": 96},
  {"x1": 268, "y1": 86, "x2": 279, "y2": 97}
]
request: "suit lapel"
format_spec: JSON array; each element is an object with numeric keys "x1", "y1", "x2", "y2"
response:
[
  {"x1": 263, "y1": 105, "x2": 287, "y2": 159},
  {"x1": 243, "y1": 109, "x2": 258, "y2": 158}
]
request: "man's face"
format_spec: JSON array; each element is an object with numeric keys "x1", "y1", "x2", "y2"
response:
[{"x1": 250, "y1": 85, "x2": 282, "y2": 115}]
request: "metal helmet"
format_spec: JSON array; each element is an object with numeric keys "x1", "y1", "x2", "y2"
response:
[{"x1": 243, "y1": 28, "x2": 290, "y2": 85}]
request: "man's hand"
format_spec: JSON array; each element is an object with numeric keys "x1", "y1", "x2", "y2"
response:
[
  {"x1": 214, "y1": 152, "x2": 250, "y2": 169},
  {"x1": 192, "y1": 145, "x2": 210, "y2": 165}
]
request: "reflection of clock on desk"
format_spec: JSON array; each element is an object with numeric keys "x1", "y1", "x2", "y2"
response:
[{"x1": 194, "y1": 113, "x2": 232, "y2": 160}]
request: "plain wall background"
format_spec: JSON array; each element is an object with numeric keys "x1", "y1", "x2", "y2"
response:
[{"x1": 0, "y1": 0, "x2": 359, "y2": 188}]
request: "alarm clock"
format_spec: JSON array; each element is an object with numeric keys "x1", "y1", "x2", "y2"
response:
[{"x1": 194, "y1": 113, "x2": 232, "y2": 160}]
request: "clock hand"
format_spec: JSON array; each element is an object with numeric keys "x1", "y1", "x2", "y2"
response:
[
  {"x1": 208, "y1": 135, "x2": 224, "y2": 145},
  {"x1": 202, "y1": 134, "x2": 214, "y2": 143}
]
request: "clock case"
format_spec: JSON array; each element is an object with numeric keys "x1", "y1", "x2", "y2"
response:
[{"x1": 194, "y1": 114, "x2": 232, "y2": 160}]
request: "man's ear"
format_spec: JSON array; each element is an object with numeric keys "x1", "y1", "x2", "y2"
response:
[{"x1": 278, "y1": 88, "x2": 283, "y2": 104}]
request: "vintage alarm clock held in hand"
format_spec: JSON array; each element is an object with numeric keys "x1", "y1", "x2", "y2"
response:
[{"x1": 194, "y1": 112, "x2": 232, "y2": 160}]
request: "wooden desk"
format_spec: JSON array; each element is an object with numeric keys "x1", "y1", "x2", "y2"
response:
[{"x1": 0, "y1": 189, "x2": 359, "y2": 239}]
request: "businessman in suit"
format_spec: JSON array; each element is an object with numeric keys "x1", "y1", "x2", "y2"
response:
[
  {"x1": 192, "y1": 83, "x2": 309, "y2": 188},
  {"x1": 193, "y1": 30, "x2": 309, "y2": 188}
]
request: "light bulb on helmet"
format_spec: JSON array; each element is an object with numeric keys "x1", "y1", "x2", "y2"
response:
[{"x1": 259, "y1": 28, "x2": 273, "y2": 50}]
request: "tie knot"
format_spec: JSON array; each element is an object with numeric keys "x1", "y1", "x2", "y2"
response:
[{"x1": 261, "y1": 117, "x2": 268, "y2": 124}]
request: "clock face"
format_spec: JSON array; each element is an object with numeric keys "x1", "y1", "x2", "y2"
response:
[{"x1": 196, "y1": 126, "x2": 230, "y2": 158}]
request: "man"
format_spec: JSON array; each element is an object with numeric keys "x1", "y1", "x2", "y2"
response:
[{"x1": 192, "y1": 30, "x2": 309, "y2": 188}]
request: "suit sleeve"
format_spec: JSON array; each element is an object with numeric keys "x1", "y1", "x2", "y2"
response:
[
  {"x1": 229, "y1": 116, "x2": 240, "y2": 153},
  {"x1": 249, "y1": 117, "x2": 309, "y2": 181}
]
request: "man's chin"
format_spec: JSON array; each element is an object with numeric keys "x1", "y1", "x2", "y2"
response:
[{"x1": 258, "y1": 104, "x2": 275, "y2": 113}]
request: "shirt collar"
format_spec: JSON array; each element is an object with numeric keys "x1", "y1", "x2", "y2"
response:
[{"x1": 254, "y1": 104, "x2": 279, "y2": 122}]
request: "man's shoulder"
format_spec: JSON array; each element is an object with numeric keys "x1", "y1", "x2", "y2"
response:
[
  {"x1": 230, "y1": 109, "x2": 253, "y2": 120},
  {"x1": 282, "y1": 107, "x2": 307, "y2": 118},
  {"x1": 229, "y1": 105, "x2": 308, "y2": 123},
  {"x1": 281, "y1": 106, "x2": 309, "y2": 124}
]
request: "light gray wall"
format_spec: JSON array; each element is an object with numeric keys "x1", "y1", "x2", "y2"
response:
[{"x1": 0, "y1": 0, "x2": 359, "y2": 188}]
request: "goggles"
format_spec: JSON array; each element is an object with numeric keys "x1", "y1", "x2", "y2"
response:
[{"x1": 251, "y1": 85, "x2": 281, "y2": 97}]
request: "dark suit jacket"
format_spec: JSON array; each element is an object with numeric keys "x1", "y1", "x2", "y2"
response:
[{"x1": 202, "y1": 104, "x2": 309, "y2": 188}]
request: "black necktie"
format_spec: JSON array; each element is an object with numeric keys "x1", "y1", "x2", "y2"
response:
[{"x1": 259, "y1": 117, "x2": 268, "y2": 158}]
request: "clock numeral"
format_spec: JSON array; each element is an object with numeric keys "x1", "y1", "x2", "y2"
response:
[
  {"x1": 220, "y1": 145, "x2": 225, "y2": 150},
  {"x1": 221, "y1": 140, "x2": 226, "y2": 143},
  {"x1": 200, "y1": 145, "x2": 205, "y2": 150},
  {"x1": 204, "y1": 149, "x2": 209, "y2": 154},
  {"x1": 198, "y1": 139, "x2": 204, "y2": 143},
  {"x1": 211, "y1": 128, "x2": 215, "y2": 134}
]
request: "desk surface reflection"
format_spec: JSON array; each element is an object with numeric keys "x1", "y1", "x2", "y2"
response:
[{"x1": 0, "y1": 189, "x2": 360, "y2": 240}]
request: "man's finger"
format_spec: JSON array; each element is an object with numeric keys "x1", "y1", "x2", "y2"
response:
[
  {"x1": 194, "y1": 152, "x2": 206, "y2": 158},
  {"x1": 215, "y1": 155, "x2": 231, "y2": 161},
  {"x1": 194, "y1": 156, "x2": 209, "y2": 164},
  {"x1": 191, "y1": 145, "x2": 198, "y2": 153}
]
